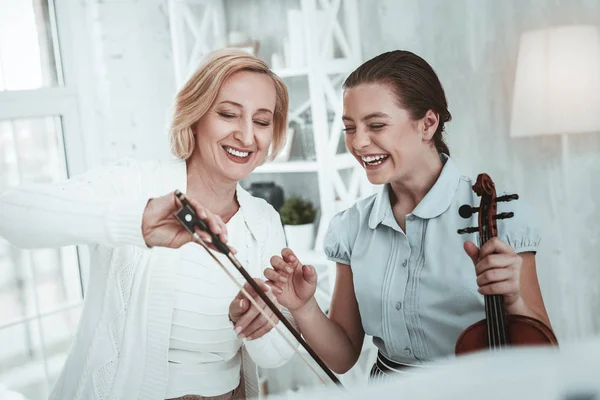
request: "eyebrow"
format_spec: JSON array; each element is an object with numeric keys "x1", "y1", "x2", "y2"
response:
[
  {"x1": 219, "y1": 100, "x2": 273, "y2": 114},
  {"x1": 342, "y1": 112, "x2": 390, "y2": 122}
]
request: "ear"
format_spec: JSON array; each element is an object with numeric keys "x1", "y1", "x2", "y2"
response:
[{"x1": 420, "y1": 110, "x2": 439, "y2": 142}]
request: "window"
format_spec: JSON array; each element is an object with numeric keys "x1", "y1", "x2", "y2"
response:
[{"x1": 0, "y1": 1, "x2": 85, "y2": 398}]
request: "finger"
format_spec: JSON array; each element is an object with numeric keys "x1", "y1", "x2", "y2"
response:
[
  {"x1": 214, "y1": 214, "x2": 228, "y2": 243},
  {"x1": 264, "y1": 268, "x2": 288, "y2": 284},
  {"x1": 246, "y1": 322, "x2": 277, "y2": 341},
  {"x1": 230, "y1": 297, "x2": 250, "y2": 320},
  {"x1": 244, "y1": 313, "x2": 279, "y2": 340},
  {"x1": 265, "y1": 280, "x2": 284, "y2": 294},
  {"x1": 197, "y1": 230, "x2": 213, "y2": 244},
  {"x1": 281, "y1": 248, "x2": 303, "y2": 269},
  {"x1": 185, "y1": 195, "x2": 208, "y2": 219},
  {"x1": 205, "y1": 212, "x2": 225, "y2": 241},
  {"x1": 478, "y1": 280, "x2": 519, "y2": 296},
  {"x1": 475, "y1": 254, "x2": 521, "y2": 275},
  {"x1": 228, "y1": 244, "x2": 237, "y2": 255},
  {"x1": 463, "y1": 241, "x2": 480, "y2": 265},
  {"x1": 476, "y1": 267, "x2": 514, "y2": 287},
  {"x1": 479, "y1": 237, "x2": 516, "y2": 259},
  {"x1": 270, "y1": 255, "x2": 294, "y2": 274},
  {"x1": 244, "y1": 278, "x2": 270, "y2": 295},
  {"x1": 301, "y1": 264, "x2": 318, "y2": 285},
  {"x1": 234, "y1": 304, "x2": 261, "y2": 336}
]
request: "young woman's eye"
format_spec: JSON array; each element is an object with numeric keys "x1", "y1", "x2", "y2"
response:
[
  {"x1": 343, "y1": 126, "x2": 356, "y2": 133},
  {"x1": 254, "y1": 120, "x2": 271, "y2": 127},
  {"x1": 369, "y1": 124, "x2": 386, "y2": 130}
]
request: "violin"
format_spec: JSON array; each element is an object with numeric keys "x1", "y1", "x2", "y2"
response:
[{"x1": 455, "y1": 174, "x2": 558, "y2": 355}]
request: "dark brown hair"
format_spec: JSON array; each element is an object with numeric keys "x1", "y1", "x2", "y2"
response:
[{"x1": 343, "y1": 50, "x2": 452, "y2": 156}]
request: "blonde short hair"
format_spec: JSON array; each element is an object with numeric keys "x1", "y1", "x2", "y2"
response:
[{"x1": 169, "y1": 49, "x2": 289, "y2": 160}]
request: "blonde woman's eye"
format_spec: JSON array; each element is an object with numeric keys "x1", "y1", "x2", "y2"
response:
[
  {"x1": 219, "y1": 112, "x2": 236, "y2": 119},
  {"x1": 254, "y1": 120, "x2": 271, "y2": 127}
]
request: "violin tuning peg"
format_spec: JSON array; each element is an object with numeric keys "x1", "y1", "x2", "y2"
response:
[
  {"x1": 458, "y1": 204, "x2": 479, "y2": 219},
  {"x1": 494, "y1": 212, "x2": 514, "y2": 220},
  {"x1": 457, "y1": 226, "x2": 478, "y2": 234},
  {"x1": 496, "y1": 194, "x2": 519, "y2": 202}
]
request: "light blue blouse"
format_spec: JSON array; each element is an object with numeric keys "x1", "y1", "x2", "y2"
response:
[{"x1": 324, "y1": 155, "x2": 540, "y2": 364}]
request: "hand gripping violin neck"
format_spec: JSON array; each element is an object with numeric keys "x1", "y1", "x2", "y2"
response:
[{"x1": 455, "y1": 174, "x2": 558, "y2": 355}]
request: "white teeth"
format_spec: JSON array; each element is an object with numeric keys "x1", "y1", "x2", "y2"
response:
[
  {"x1": 361, "y1": 154, "x2": 388, "y2": 163},
  {"x1": 225, "y1": 147, "x2": 250, "y2": 158}
]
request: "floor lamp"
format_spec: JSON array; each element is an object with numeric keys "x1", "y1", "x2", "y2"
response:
[{"x1": 509, "y1": 25, "x2": 600, "y2": 338}]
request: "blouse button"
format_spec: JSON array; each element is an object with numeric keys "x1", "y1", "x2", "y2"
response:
[
  {"x1": 404, "y1": 347, "x2": 412, "y2": 356},
  {"x1": 395, "y1": 301, "x2": 402, "y2": 310},
  {"x1": 402, "y1": 259, "x2": 408, "y2": 267},
  {"x1": 407, "y1": 215, "x2": 415, "y2": 221}
]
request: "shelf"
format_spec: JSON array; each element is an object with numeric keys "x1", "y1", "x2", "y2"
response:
[
  {"x1": 272, "y1": 67, "x2": 309, "y2": 78},
  {"x1": 272, "y1": 59, "x2": 359, "y2": 79},
  {"x1": 253, "y1": 160, "x2": 318, "y2": 174},
  {"x1": 254, "y1": 153, "x2": 357, "y2": 174}
]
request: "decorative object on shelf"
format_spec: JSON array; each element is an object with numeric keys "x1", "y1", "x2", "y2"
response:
[
  {"x1": 285, "y1": 9, "x2": 306, "y2": 68},
  {"x1": 247, "y1": 182, "x2": 285, "y2": 212},
  {"x1": 272, "y1": 126, "x2": 295, "y2": 162},
  {"x1": 280, "y1": 196, "x2": 317, "y2": 250},
  {"x1": 298, "y1": 112, "x2": 316, "y2": 161},
  {"x1": 227, "y1": 30, "x2": 259, "y2": 56},
  {"x1": 271, "y1": 52, "x2": 284, "y2": 70}
]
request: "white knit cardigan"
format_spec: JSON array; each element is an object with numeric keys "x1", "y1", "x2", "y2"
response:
[{"x1": 0, "y1": 158, "x2": 298, "y2": 400}]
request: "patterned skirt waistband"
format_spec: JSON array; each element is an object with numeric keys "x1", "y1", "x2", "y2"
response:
[{"x1": 370, "y1": 351, "x2": 430, "y2": 381}]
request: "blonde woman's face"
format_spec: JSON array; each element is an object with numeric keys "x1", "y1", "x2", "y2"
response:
[{"x1": 193, "y1": 70, "x2": 276, "y2": 182}]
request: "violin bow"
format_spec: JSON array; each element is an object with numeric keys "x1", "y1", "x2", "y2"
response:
[{"x1": 173, "y1": 190, "x2": 343, "y2": 388}]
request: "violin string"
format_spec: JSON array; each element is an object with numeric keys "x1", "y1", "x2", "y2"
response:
[
  {"x1": 484, "y1": 221, "x2": 502, "y2": 350},
  {"x1": 191, "y1": 234, "x2": 328, "y2": 385},
  {"x1": 480, "y1": 227, "x2": 494, "y2": 349}
]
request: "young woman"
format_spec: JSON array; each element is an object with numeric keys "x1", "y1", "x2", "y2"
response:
[
  {"x1": 264, "y1": 50, "x2": 553, "y2": 380},
  {"x1": 0, "y1": 49, "x2": 298, "y2": 400}
]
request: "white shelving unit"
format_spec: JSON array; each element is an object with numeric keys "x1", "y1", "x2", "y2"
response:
[{"x1": 168, "y1": 0, "x2": 377, "y2": 391}]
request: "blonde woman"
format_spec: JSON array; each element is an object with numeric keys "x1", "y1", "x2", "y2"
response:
[{"x1": 0, "y1": 49, "x2": 298, "y2": 400}]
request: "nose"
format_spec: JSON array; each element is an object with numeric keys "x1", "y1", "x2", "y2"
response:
[
  {"x1": 351, "y1": 127, "x2": 371, "y2": 152},
  {"x1": 233, "y1": 116, "x2": 254, "y2": 147}
]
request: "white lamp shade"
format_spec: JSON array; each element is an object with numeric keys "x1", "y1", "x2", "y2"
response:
[{"x1": 510, "y1": 25, "x2": 600, "y2": 137}]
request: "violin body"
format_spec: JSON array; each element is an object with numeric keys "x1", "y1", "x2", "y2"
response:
[
  {"x1": 456, "y1": 314, "x2": 559, "y2": 355},
  {"x1": 455, "y1": 173, "x2": 558, "y2": 356}
]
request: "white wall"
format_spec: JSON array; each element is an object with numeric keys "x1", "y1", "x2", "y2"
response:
[{"x1": 70, "y1": 0, "x2": 176, "y2": 170}]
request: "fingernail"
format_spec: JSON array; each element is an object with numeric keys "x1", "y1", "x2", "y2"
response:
[
  {"x1": 234, "y1": 327, "x2": 242, "y2": 334},
  {"x1": 280, "y1": 276, "x2": 288, "y2": 283},
  {"x1": 200, "y1": 210, "x2": 207, "y2": 219},
  {"x1": 239, "y1": 300, "x2": 244, "y2": 308},
  {"x1": 238, "y1": 333, "x2": 245, "y2": 339},
  {"x1": 289, "y1": 255, "x2": 296, "y2": 262},
  {"x1": 247, "y1": 336, "x2": 253, "y2": 341},
  {"x1": 286, "y1": 267, "x2": 293, "y2": 274},
  {"x1": 205, "y1": 236, "x2": 212, "y2": 243},
  {"x1": 277, "y1": 288, "x2": 283, "y2": 294},
  {"x1": 214, "y1": 227, "x2": 221, "y2": 234}
]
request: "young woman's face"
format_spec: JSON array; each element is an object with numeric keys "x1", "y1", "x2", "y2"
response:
[
  {"x1": 342, "y1": 82, "x2": 436, "y2": 185},
  {"x1": 192, "y1": 70, "x2": 277, "y2": 182}
]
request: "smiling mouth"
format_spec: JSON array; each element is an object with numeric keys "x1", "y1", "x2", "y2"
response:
[
  {"x1": 222, "y1": 145, "x2": 252, "y2": 158},
  {"x1": 361, "y1": 154, "x2": 389, "y2": 166}
]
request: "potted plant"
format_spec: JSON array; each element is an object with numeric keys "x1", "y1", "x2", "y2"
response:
[{"x1": 280, "y1": 196, "x2": 317, "y2": 250}]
